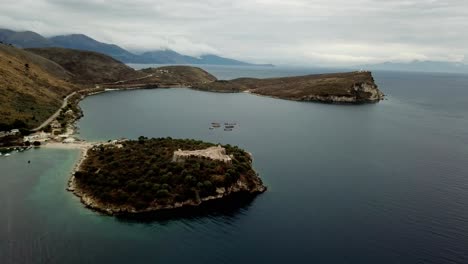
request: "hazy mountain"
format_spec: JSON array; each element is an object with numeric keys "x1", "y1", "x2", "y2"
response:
[
  {"x1": 359, "y1": 60, "x2": 468, "y2": 74},
  {"x1": 138, "y1": 50, "x2": 200, "y2": 64},
  {"x1": 49, "y1": 34, "x2": 138, "y2": 63},
  {"x1": 0, "y1": 28, "x2": 271, "y2": 66},
  {"x1": 197, "y1": 54, "x2": 251, "y2": 66},
  {"x1": 0, "y1": 28, "x2": 54, "y2": 48},
  {"x1": 138, "y1": 51, "x2": 274, "y2": 66}
]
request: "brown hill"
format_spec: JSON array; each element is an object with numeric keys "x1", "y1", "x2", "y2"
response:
[
  {"x1": 26, "y1": 47, "x2": 142, "y2": 84},
  {"x1": 195, "y1": 71, "x2": 384, "y2": 103},
  {"x1": 95, "y1": 65, "x2": 218, "y2": 89},
  {"x1": 0, "y1": 44, "x2": 78, "y2": 129},
  {"x1": 139, "y1": 66, "x2": 217, "y2": 85}
]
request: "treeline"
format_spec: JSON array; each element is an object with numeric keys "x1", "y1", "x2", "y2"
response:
[
  {"x1": 0, "y1": 119, "x2": 28, "y2": 132},
  {"x1": 75, "y1": 137, "x2": 257, "y2": 209}
]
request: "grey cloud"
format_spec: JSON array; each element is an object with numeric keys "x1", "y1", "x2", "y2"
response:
[{"x1": 1, "y1": 0, "x2": 467, "y2": 66}]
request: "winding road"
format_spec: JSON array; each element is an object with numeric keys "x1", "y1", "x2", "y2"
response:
[{"x1": 31, "y1": 92, "x2": 77, "y2": 132}]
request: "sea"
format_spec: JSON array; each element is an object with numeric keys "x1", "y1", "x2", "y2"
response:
[{"x1": 1, "y1": 65, "x2": 468, "y2": 263}]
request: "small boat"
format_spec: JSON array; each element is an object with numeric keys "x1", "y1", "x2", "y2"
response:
[
  {"x1": 4, "y1": 153, "x2": 11, "y2": 157},
  {"x1": 224, "y1": 128, "x2": 233, "y2": 131},
  {"x1": 224, "y1": 122, "x2": 237, "y2": 126},
  {"x1": 209, "y1": 127, "x2": 214, "y2": 130},
  {"x1": 212, "y1": 123, "x2": 221, "y2": 128},
  {"x1": 225, "y1": 125, "x2": 235, "y2": 129}
]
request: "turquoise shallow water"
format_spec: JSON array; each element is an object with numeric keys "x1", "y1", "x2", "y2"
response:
[{"x1": 1, "y1": 67, "x2": 468, "y2": 263}]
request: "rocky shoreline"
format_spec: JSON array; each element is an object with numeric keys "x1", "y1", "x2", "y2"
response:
[
  {"x1": 53, "y1": 128, "x2": 266, "y2": 216},
  {"x1": 67, "y1": 160, "x2": 266, "y2": 216},
  {"x1": 194, "y1": 71, "x2": 384, "y2": 104},
  {"x1": 244, "y1": 84, "x2": 384, "y2": 104}
]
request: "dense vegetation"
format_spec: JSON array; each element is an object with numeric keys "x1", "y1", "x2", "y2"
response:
[{"x1": 75, "y1": 138, "x2": 259, "y2": 210}]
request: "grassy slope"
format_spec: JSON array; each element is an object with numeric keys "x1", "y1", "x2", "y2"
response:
[
  {"x1": 26, "y1": 47, "x2": 143, "y2": 84},
  {"x1": 92, "y1": 65, "x2": 219, "y2": 89},
  {"x1": 0, "y1": 44, "x2": 78, "y2": 129},
  {"x1": 196, "y1": 71, "x2": 381, "y2": 100},
  {"x1": 137, "y1": 66, "x2": 217, "y2": 85}
]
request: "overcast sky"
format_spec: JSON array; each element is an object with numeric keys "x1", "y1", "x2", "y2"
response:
[{"x1": 1, "y1": 0, "x2": 467, "y2": 66}]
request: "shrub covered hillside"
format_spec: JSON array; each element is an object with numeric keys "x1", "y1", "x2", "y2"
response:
[
  {"x1": 75, "y1": 138, "x2": 262, "y2": 210},
  {"x1": 0, "y1": 44, "x2": 78, "y2": 130}
]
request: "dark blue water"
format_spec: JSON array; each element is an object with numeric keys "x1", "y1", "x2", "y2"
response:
[{"x1": 1, "y1": 66, "x2": 468, "y2": 263}]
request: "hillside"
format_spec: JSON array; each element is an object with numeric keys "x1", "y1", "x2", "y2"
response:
[
  {"x1": 26, "y1": 47, "x2": 143, "y2": 84},
  {"x1": 138, "y1": 66, "x2": 217, "y2": 85},
  {"x1": 0, "y1": 44, "x2": 77, "y2": 130},
  {"x1": 25, "y1": 48, "x2": 217, "y2": 88},
  {"x1": 195, "y1": 71, "x2": 384, "y2": 103},
  {"x1": 0, "y1": 46, "x2": 216, "y2": 131}
]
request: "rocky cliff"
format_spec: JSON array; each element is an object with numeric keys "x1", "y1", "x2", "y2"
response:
[
  {"x1": 195, "y1": 71, "x2": 384, "y2": 104},
  {"x1": 68, "y1": 171, "x2": 265, "y2": 216}
]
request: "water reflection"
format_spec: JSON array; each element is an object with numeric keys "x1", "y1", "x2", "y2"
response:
[{"x1": 115, "y1": 193, "x2": 257, "y2": 224}]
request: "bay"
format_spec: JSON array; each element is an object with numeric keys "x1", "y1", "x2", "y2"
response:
[{"x1": 2, "y1": 66, "x2": 468, "y2": 263}]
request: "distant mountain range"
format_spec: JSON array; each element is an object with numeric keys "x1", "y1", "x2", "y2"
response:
[
  {"x1": 0, "y1": 28, "x2": 273, "y2": 66},
  {"x1": 358, "y1": 60, "x2": 468, "y2": 74}
]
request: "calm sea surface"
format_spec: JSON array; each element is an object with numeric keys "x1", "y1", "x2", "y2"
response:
[{"x1": 1, "y1": 66, "x2": 468, "y2": 263}]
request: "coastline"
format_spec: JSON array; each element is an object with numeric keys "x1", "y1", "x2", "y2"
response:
[
  {"x1": 31, "y1": 71, "x2": 379, "y2": 216},
  {"x1": 68, "y1": 172, "x2": 266, "y2": 216},
  {"x1": 35, "y1": 80, "x2": 367, "y2": 216},
  {"x1": 32, "y1": 76, "x2": 376, "y2": 215},
  {"x1": 41, "y1": 125, "x2": 266, "y2": 216}
]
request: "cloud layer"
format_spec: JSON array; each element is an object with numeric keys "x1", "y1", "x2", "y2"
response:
[{"x1": 1, "y1": 0, "x2": 467, "y2": 65}]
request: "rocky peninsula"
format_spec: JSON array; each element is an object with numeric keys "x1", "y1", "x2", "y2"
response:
[
  {"x1": 194, "y1": 71, "x2": 384, "y2": 104},
  {"x1": 67, "y1": 138, "x2": 266, "y2": 216}
]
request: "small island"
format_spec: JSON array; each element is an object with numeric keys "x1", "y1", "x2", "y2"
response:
[{"x1": 68, "y1": 137, "x2": 266, "y2": 215}]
